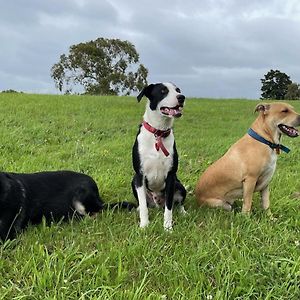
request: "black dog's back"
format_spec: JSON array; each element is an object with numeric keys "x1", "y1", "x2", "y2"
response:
[
  {"x1": 0, "y1": 170, "x2": 135, "y2": 240},
  {"x1": 0, "y1": 171, "x2": 103, "y2": 240},
  {"x1": 13, "y1": 171, "x2": 103, "y2": 223}
]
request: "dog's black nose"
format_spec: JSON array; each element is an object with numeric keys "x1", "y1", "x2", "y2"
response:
[{"x1": 177, "y1": 94, "x2": 185, "y2": 104}]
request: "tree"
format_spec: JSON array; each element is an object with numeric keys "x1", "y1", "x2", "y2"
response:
[
  {"x1": 1, "y1": 89, "x2": 22, "y2": 93},
  {"x1": 260, "y1": 69, "x2": 292, "y2": 100},
  {"x1": 51, "y1": 38, "x2": 148, "y2": 95},
  {"x1": 285, "y1": 82, "x2": 300, "y2": 100}
]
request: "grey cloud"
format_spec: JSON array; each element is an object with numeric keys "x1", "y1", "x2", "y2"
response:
[{"x1": 1, "y1": 0, "x2": 300, "y2": 97}]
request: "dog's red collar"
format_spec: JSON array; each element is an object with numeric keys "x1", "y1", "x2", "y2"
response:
[{"x1": 142, "y1": 121, "x2": 171, "y2": 157}]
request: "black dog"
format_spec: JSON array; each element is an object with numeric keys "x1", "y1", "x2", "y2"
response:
[
  {"x1": 132, "y1": 82, "x2": 187, "y2": 230},
  {"x1": 0, "y1": 170, "x2": 135, "y2": 240}
]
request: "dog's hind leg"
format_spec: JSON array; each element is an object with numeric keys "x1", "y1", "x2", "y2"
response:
[
  {"x1": 202, "y1": 198, "x2": 232, "y2": 211},
  {"x1": 132, "y1": 174, "x2": 149, "y2": 228},
  {"x1": 72, "y1": 186, "x2": 103, "y2": 217},
  {"x1": 174, "y1": 179, "x2": 187, "y2": 214},
  {"x1": 131, "y1": 177, "x2": 139, "y2": 203}
]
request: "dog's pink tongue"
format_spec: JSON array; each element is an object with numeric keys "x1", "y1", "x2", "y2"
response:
[
  {"x1": 285, "y1": 125, "x2": 299, "y2": 137},
  {"x1": 161, "y1": 106, "x2": 183, "y2": 117},
  {"x1": 169, "y1": 108, "x2": 176, "y2": 115},
  {"x1": 169, "y1": 108, "x2": 182, "y2": 117},
  {"x1": 292, "y1": 128, "x2": 299, "y2": 136}
]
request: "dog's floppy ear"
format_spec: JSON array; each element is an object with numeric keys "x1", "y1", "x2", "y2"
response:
[
  {"x1": 137, "y1": 84, "x2": 154, "y2": 102},
  {"x1": 254, "y1": 103, "x2": 270, "y2": 114}
]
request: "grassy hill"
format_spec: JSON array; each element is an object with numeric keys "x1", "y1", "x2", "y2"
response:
[{"x1": 0, "y1": 93, "x2": 299, "y2": 299}]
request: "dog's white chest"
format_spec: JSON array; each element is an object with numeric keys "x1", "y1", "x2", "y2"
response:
[
  {"x1": 138, "y1": 131, "x2": 174, "y2": 191},
  {"x1": 256, "y1": 152, "x2": 277, "y2": 191}
]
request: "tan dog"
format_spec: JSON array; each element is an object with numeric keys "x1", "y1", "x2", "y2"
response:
[{"x1": 195, "y1": 102, "x2": 300, "y2": 213}]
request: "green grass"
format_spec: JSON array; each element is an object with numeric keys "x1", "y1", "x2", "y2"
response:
[{"x1": 0, "y1": 93, "x2": 299, "y2": 299}]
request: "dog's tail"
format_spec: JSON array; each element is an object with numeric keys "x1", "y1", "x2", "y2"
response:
[{"x1": 102, "y1": 201, "x2": 137, "y2": 211}]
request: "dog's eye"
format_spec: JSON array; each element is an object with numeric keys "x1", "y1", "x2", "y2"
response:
[
  {"x1": 282, "y1": 109, "x2": 289, "y2": 113},
  {"x1": 175, "y1": 88, "x2": 181, "y2": 93},
  {"x1": 161, "y1": 89, "x2": 167, "y2": 94}
]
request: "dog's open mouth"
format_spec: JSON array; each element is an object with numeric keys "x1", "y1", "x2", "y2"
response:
[
  {"x1": 160, "y1": 105, "x2": 183, "y2": 117},
  {"x1": 278, "y1": 124, "x2": 299, "y2": 137}
]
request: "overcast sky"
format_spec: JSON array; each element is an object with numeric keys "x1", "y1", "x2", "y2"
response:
[{"x1": 1, "y1": 0, "x2": 300, "y2": 99}]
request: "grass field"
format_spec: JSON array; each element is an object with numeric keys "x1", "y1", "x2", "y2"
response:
[{"x1": 0, "y1": 93, "x2": 299, "y2": 299}]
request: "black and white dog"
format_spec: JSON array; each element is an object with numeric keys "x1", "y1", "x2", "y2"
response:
[
  {"x1": 132, "y1": 82, "x2": 187, "y2": 230},
  {"x1": 0, "y1": 170, "x2": 135, "y2": 240}
]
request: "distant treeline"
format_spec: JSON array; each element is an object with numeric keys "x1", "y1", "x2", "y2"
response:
[{"x1": 1, "y1": 89, "x2": 23, "y2": 94}]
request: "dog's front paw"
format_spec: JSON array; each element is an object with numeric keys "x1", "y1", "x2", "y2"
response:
[
  {"x1": 241, "y1": 209, "x2": 251, "y2": 216},
  {"x1": 163, "y1": 221, "x2": 173, "y2": 231},
  {"x1": 164, "y1": 225, "x2": 173, "y2": 232},
  {"x1": 140, "y1": 220, "x2": 149, "y2": 228}
]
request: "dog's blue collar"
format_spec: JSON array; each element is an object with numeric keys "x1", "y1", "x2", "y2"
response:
[{"x1": 247, "y1": 128, "x2": 290, "y2": 154}]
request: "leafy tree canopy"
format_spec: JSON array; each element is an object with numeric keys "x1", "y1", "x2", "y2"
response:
[
  {"x1": 51, "y1": 38, "x2": 148, "y2": 95},
  {"x1": 260, "y1": 69, "x2": 292, "y2": 100},
  {"x1": 285, "y1": 82, "x2": 300, "y2": 100}
]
